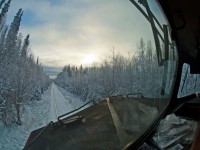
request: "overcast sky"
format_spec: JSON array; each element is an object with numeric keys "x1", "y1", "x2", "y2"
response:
[{"x1": 6, "y1": 0, "x2": 167, "y2": 71}]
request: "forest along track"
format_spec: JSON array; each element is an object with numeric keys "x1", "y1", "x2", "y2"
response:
[{"x1": 50, "y1": 83, "x2": 69, "y2": 122}]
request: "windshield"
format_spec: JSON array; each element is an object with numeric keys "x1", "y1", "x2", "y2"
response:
[{"x1": 0, "y1": 0, "x2": 178, "y2": 149}]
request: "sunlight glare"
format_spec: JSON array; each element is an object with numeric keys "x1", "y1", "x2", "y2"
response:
[{"x1": 82, "y1": 54, "x2": 96, "y2": 65}]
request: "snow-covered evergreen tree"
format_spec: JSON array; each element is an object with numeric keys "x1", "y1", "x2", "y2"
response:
[
  {"x1": 0, "y1": 0, "x2": 11, "y2": 23},
  {"x1": 0, "y1": 4, "x2": 50, "y2": 126}
]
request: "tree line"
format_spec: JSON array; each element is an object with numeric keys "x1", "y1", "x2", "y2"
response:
[
  {"x1": 55, "y1": 39, "x2": 168, "y2": 101},
  {"x1": 55, "y1": 38, "x2": 200, "y2": 104},
  {"x1": 0, "y1": 0, "x2": 50, "y2": 126}
]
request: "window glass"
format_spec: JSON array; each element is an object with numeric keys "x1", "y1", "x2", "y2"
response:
[{"x1": 178, "y1": 63, "x2": 200, "y2": 98}]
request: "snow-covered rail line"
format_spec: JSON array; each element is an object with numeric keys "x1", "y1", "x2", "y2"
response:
[
  {"x1": 50, "y1": 83, "x2": 69, "y2": 121},
  {"x1": 50, "y1": 83, "x2": 91, "y2": 122}
]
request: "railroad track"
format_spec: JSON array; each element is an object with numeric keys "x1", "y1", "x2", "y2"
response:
[{"x1": 51, "y1": 83, "x2": 68, "y2": 121}]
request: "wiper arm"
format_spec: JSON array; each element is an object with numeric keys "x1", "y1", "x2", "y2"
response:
[{"x1": 57, "y1": 99, "x2": 97, "y2": 123}]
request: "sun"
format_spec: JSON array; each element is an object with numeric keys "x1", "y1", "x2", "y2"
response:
[{"x1": 82, "y1": 54, "x2": 96, "y2": 65}]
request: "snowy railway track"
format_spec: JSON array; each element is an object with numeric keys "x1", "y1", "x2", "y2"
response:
[
  {"x1": 50, "y1": 83, "x2": 69, "y2": 122},
  {"x1": 50, "y1": 83, "x2": 88, "y2": 122},
  {"x1": 52, "y1": 87, "x2": 58, "y2": 119}
]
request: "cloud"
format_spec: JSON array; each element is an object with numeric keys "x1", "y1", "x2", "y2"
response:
[{"x1": 6, "y1": 0, "x2": 164, "y2": 69}]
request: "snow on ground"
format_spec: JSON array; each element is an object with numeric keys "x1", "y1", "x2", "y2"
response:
[
  {"x1": 0, "y1": 83, "x2": 89, "y2": 150},
  {"x1": 55, "y1": 83, "x2": 92, "y2": 117},
  {"x1": 0, "y1": 85, "x2": 51, "y2": 150}
]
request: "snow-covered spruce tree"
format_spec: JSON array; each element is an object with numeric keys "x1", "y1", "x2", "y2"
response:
[
  {"x1": 0, "y1": 0, "x2": 11, "y2": 23},
  {"x1": 0, "y1": 0, "x2": 6, "y2": 8},
  {"x1": 0, "y1": 0, "x2": 11, "y2": 65},
  {"x1": 4, "y1": 9, "x2": 22, "y2": 63},
  {"x1": 0, "y1": 7, "x2": 50, "y2": 126},
  {"x1": 0, "y1": 25, "x2": 8, "y2": 65},
  {"x1": 0, "y1": 0, "x2": 14, "y2": 126},
  {"x1": 0, "y1": 9, "x2": 23, "y2": 126},
  {"x1": 11, "y1": 34, "x2": 28, "y2": 125}
]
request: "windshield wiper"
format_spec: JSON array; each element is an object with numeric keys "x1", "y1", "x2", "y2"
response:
[{"x1": 57, "y1": 99, "x2": 97, "y2": 123}]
